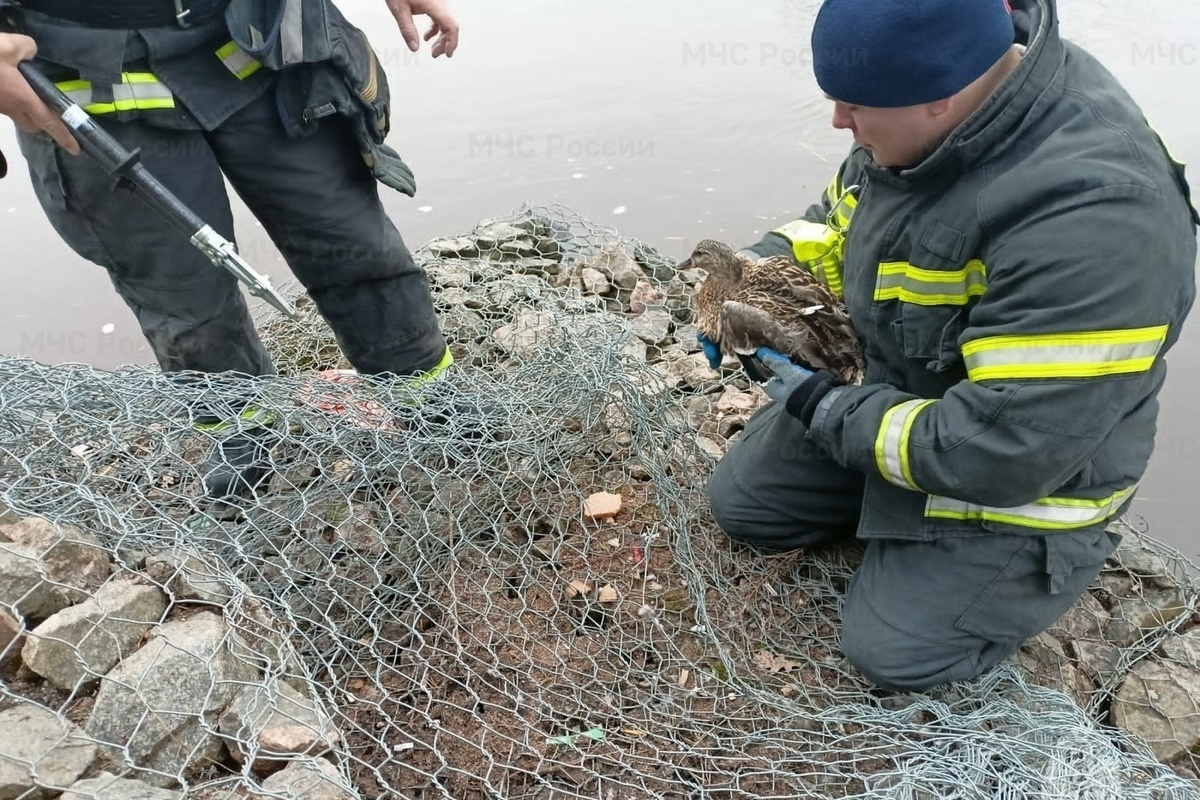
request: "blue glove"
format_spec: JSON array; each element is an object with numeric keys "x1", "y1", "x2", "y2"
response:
[
  {"x1": 697, "y1": 332, "x2": 722, "y2": 370},
  {"x1": 755, "y1": 347, "x2": 815, "y2": 404}
]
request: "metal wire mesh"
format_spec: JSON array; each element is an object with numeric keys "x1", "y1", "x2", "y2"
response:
[{"x1": 0, "y1": 202, "x2": 1198, "y2": 799}]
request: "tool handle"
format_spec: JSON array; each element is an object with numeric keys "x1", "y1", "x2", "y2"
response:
[{"x1": 16, "y1": 61, "x2": 209, "y2": 239}]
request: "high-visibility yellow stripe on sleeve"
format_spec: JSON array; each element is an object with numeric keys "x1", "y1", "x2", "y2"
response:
[
  {"x1": 216, "y1": 40, "x2": 262, "y2": 80},
  {"x1": 925, "y1": 484, "x2": 1138, "y2": 530},
  {"x1": 873, "y1": 398, "x2": 936, "y2": 491},
  {"x1": 874, "y1": 260, "x2": 987, "y2": 306},
  {"x1": 962, "y1": 325, "x2": 1169, "y2": 382},
  {"x1": 771, "y1": 218, "x2": 845, "y2": 299}
]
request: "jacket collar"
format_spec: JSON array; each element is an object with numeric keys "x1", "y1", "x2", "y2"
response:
[{"x1": 865, "y1": 0, "x2": 1065, "y2": 187}]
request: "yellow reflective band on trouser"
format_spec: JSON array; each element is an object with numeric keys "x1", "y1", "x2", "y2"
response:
[
  {"x1": 770, "y1": 218, "x2": 845, "y2": 299},
  {"x1": 193, "y1": 405, "x2": 277, "y2": 434},
  {"x1": 874, "y1": 260, "x2": 987, "y2": 306},
  {"x1": 55, "y1": 74, "x2": 175, "y2": 115},
  {"x1": 961, "y1": 325, "x2": 1169, "y2": 382},
  {"x1": 874, "y1": 398, "x2": 936, "y2": 491},
  {"x1": 925, "y1": 484, "x2": 1138, "y2": 531},
  {"x1": 408, "y1": 346, "x2": 455, "y2": 389},
  {"x1": 215, "y1": 40, "x2": 262, "y2": 80}
]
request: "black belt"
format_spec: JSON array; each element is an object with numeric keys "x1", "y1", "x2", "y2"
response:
[{"x1": 15, "y1": 0, "x2": 229, "y2": 28}]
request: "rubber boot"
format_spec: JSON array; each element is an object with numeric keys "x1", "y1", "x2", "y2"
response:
[{"x1": 199, "y1": 426, "x2": 275, "y2": 516}]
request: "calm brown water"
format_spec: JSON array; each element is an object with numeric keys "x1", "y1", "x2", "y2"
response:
[{"x1": 0, "y1": 0, "x2": 1196, "y2": 560}]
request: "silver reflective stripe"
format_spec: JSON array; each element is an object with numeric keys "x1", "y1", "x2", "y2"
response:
[
  {"x1": 925, "y1": 485, "x2": 1138, "y2": 530},
  {"x1": 62, "y1": 88, "x2": 91, "y2": 106},
  {"x1": 113, "y1": 81, "x2": 173, "y2": 107},
  {"x1": 217, "y1": 42, "x2": 261, "y2": 79},
  {"x1": 873, "y1": 399, "x2": 935, "y2": 491},
  {"x1": 281, "y1": 0, "x2": 305, "y2": 64},
  {"x1": 962, "y1": 326, "x2": 1169, "y2": 382},
  {"x1": 874, "y1": 260, "x2": 987, "y2": 306}
]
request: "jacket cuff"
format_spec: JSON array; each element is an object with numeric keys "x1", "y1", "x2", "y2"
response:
[{"x1": 784, "y1": 371, "x2": 845, "y2": 426}]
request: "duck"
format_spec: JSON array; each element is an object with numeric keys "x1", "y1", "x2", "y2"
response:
[{"x1": 685, "y1": 239, "x2": 865, "y2": 385}]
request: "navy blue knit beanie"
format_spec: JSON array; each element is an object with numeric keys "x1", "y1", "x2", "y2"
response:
[{"x1": 812, "y1": 0, "x2": 1016, "y2": 108}]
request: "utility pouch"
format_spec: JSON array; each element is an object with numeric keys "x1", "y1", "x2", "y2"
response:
[{"x1": 259, "y1": 0, "x2": 417, "y2": 197}]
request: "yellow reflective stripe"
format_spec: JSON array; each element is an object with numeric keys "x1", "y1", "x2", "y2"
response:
[
  {"x1": 824, "y1": 173, "x2": 857, "y2": 229},
  {"x1": 194, "y1": 405, "x2": 277, "y2": 433},
  {"x1": 874, "y1": 260, "x2": 987, "y2": 306},
  {"x1": 112, "y1": 74, "x2": 174, "y2": 110},
  {"x1": 215, "y1": 40, "x2": 262, "y2": 80},
  {"x1": 925, "y1": 484, "x2": 1138, "y2": 530},
  {"x1": 873, "y1": 399, "x2": 936, "y2": 491},
  {"x1": 961, "y1": 325, "x2": 1168, "y2": 382},
  {"x1": 53, "y1": 73, "x2": 175, "y2": 115},
  {"x1": 771, "y1": 218, "x2": 845, "y2": 299},
  {"x1": 408, "y1": 346, "x2": 455, "y2": 389}
]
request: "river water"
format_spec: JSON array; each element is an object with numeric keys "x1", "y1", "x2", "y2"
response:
[{"x1": 0, "y1": 0, "x2": 1196, "y2": 561}]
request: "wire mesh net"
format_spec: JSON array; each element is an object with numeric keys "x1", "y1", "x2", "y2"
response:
[{"x1": 0, "y1": 202, "x2": 1198, "y2": 799}]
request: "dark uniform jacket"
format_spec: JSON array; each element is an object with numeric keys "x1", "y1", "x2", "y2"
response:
[
  {"x1": 15, "y1": 0, "x2": 416, "y2": 195},
  {"x1": 743, "y1": 0, "x2": 1199, "y2": 542}
]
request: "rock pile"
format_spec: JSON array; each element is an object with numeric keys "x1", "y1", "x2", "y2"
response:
[
  {"x1": 426, "y1": 219, "x2": 1200, "y2": 784},
  {"x1": 0, "y1": 515, "x2": 354, "y2": 799},
  {"x1": 1, "y1": 210, "x2": 1197, "y2": 796}
]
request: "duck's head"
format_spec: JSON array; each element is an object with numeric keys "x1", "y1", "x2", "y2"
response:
[
  {"x1": 687, "y1": 239, "x2": 743, "y2": 338},
  {"x1": 686, "y1": 239, "x2": 743, "y2": 284}
]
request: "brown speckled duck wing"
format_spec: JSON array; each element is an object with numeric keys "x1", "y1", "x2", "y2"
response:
[{"x1": 719, "y1": 301, "x2": 791, "y2": 356}]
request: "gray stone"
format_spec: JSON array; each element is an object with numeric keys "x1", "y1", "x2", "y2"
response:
[
  {"x1": 1108, "y1": 529, "x2": 1179, "y2": 589},
  {"x1": 630, "y1": 308, "x2": 673, "y2": 345},
  {"x1": 1111, "y1": 658, "x2": 1200, "y2": 767},
  {"x1": 22, "y1": 575, "x2": 167, "y2": 692},
  {"x1": 0, "y1": 518, "x2": 111, "y2": 601},
  {"x1": 0, "y1": 609, "x2": 22, "y2": 675},
  {"x1": 658, "y1": 351, "x2": 720, "y2": 392},
  {"x1": 0, "y1": 542, "x2": 73, "y2": 622},
  {"x1": 0, "y1": 704, "x2": 97, "y2": 799},
  {"x1": 471, "y1": 222, "x2": 527, "y2": 250},
  {"x1": 511, "y1": 256, "x2": 561, "y2": 276},
  {"x1": 1069, "y1": 639, "x2": 1124, "y2": 687},
  {"x1": 697, "y1": 437, "x2": 725, "y2": 460},
  {"x1": 1097, "y1": 573, "x2": 1137, "y2": 604},
  {"x1": 583, "y1": 241, "x2": 635, "y2": 281},
  {"x1": 259, "y1": 758, "x2": 358, "y2": 800},
  {"x1": 579, "y1": 268, "x2": 609, "y2": 296},
  {"x1": 1106, "y1": 588, "x2": 1190, "y2": 648},
  {"x1": 1008, "y1": 632, "x2": 1093, "y2": 709},
  {"x1": 429, "y1": 262, "x2": 475, "y2": 288},
  {"x1": 674, "y1": 323, "x2": 703, "y2": 353},
  {"x1": 486, "y1": 274, "x2": 544, "y2": 308},
  {"x1": 218, "y1": 680, "x2": 341, "y2": 772},
  {"x1": 492, "y1": 310, "x2": 558, "y2": 357},
  {"x1": 61, "y1": 772, "x2": 183, "y2": 800},
  {"x1": 0, "y1": 500, "x2": 16, "y2": 526},
  {"x1": 618, "y1": 334, "x2": 648, "y2": 364},
  {"x1": 426, "y1": 237, "x2": 480, "y2": 259},
  {"x1": 144, "y1": 548, "x2": 243, "y2": 605},
  {"x1": 628, "y1": 280, "x2": 665, "y2": 315},
  {"x1": 1162, "y1": 630, "x2": 1200, "y2": 668},
  {"x1": 84, "y1": 611, "x2": 259, "y2": 787},
  {"x1": 1046, "y1": 590, "x2": 1110, "y2": 644}
]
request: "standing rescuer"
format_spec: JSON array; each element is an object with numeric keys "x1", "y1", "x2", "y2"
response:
[
  {"x1": 702, "y1": 0, "x2": 1199, "y2": 691},
  {"x1": 0, "y1": 0, "x2": 463, "y2": 509}
]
